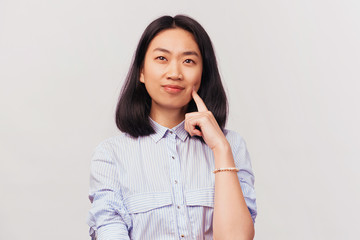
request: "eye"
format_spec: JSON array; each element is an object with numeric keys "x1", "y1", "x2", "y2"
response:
[
  {"x1": 156, "y1": 56, "x2": 167, "y2": 61},
  {"x1": 184, "y1": 59, "x2": 195, "y2": 64}
]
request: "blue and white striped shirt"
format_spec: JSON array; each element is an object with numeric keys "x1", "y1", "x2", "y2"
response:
[{"x1": 87, "y1": 119, "x2": 257, "y2": 239}]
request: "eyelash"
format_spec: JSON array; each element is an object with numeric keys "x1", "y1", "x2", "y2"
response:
[
  {"x1": 155, "y1": 56, "x2": 195, "y2": 64},
  {"x1": 184, "y1": 59, "x2": 195, "y2": 64},
  {"x1": 156, "y1": 56, "x2": 167, "y2": 61}
]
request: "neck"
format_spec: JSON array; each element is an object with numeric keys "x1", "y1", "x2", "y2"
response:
[{"x1": 150, "y1": 106, "x2": 187, "y2": 129}]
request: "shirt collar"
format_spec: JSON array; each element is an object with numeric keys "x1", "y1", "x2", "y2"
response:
[
  {"x1": 149, "y1": 118, "x2": 189, "y2": 143},
  {"x1": 172, "y1": 121, "x2": 188, "y2": 142}
]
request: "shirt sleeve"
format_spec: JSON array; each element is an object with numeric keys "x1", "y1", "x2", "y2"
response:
[
  {"x1": 87, "y1": 140, "x2": 132, "y2": 239},
  {"x1": 226, "y1": 131, "x2": 258, "y2": 223}
]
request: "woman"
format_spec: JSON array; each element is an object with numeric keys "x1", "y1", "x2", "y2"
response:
[{"x1": 87, "y1": 15, "x2": 257, "y2": 240}]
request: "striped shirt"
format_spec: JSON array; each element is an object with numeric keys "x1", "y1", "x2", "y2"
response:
[{"x1": 87, "y1": 119, "x2": 257, "y2": 239}]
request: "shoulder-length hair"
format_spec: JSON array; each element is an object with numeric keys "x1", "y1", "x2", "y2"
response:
[{"x1": 115, "y1": 15, "x2": 228, "y2": 137}]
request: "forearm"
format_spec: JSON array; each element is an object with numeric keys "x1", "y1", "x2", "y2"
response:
[{"x1": 212, "y1": 142, "x2": 254, "y2": 240}]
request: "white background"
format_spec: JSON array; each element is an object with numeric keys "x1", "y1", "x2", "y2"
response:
[{"x1": 1, "y1": 0, "x2": 359, "y2": 239}]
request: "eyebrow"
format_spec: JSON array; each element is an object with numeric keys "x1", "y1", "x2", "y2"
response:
[{"x1": 153, "y1": 48, "x2": 200, "y2": 57}]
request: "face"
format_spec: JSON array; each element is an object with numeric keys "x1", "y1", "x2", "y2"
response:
[{"x1": 140, "y1": 28, "x2": 203, "y2": 114}]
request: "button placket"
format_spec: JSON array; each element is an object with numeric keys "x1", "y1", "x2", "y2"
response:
[{"x1": 166, "y1": 131, "x2": 188, "y2": 238}]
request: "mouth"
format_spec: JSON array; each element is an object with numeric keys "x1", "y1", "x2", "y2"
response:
[{"x1": 162, "y1": 84, "x2": 185, "y2": 94}]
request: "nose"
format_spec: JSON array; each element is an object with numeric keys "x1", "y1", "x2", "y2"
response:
[{"x1": 166, "y1": 62, "x2": 182, "y2": 80}]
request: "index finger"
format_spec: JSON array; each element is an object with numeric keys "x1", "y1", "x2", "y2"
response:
[{"x1": 192, "y1": 88, "x2": 208, "y2": 112}]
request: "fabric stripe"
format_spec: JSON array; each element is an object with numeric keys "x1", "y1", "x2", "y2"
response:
[{"x1": 87, "y1": 120, "x2": 257, "y2": 239}]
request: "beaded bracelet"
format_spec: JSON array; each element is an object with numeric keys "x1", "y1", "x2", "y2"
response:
[{"x1": 213, "y1": 167, "x2": 240, "y2": 174}]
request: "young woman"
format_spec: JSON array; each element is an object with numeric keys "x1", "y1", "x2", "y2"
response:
[{"x1": 87, "y1": 15, "x2": 257, "y2": 240}]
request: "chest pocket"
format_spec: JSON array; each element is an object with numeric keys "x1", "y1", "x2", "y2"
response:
[
  {"x1": 185, "y1": 187, "x2": 215, "y2": 239},
  {"x1": 123, "y1": 191, "x2": 175, "y2": 238},
  {"x1": 185, "y1": 187, "x2": 215, "y2": 207},
  {"x1": 123, "y1": 191, "x2": 173, "y2": 213}
]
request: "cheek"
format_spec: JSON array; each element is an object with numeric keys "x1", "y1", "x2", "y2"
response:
[
  {"x1": 191, "y1": 71, "x2": 202, "y2": 90},
  {"x1": 184, "y1": 67, "x2": 202, "y2": 84},
  {"x1": 142, "y1": 59, "x2": 164, "y2": 80}
]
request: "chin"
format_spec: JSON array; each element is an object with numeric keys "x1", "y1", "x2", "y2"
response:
[
  {"x1": 157, "y1": 101, "x2": 189, "y2": 111},
  {"x1": 152, "y1": 96, "x2": 192, "y2": 111}
]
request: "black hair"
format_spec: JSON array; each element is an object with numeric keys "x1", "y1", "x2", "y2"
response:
[{"x1": 115, "y1": 15, "x2": 228, "y2": 137}]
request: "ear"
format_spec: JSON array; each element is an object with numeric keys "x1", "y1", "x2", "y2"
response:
[{"x1": 140, "y1": 68, "x2": 145, "y2": 83}]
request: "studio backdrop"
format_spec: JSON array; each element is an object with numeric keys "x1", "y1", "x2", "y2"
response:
[{"x1": 0, "y1": 0, "x2": 359, "y2": 239}]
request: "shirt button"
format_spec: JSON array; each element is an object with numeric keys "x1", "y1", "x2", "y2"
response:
[
  {"x1": 174, "y1": 180, "x2": 178, "y2": 184},
  {"x1": 169, "y1": 131, "x2": 173, "y2": 134},
  {"x1": 171, "y1": 156, "x2": 175, "y2": 159},
  {"x1": 177, "y1": 205, "x2": 180, "y2": 209},
  {"x1": 181, "y1": 234, "x2": 185, "y2": 238}
]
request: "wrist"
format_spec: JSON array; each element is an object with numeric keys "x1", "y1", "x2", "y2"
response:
[
  {"x1": 212, "y1": 142, "x2": 236, "y2": 168},
  {"x1": 212, "y1": 140, "x2": 231, "y2": 155}
]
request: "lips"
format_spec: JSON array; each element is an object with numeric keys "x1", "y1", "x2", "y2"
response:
[{"x1": 162, "y1": 84, "x2": 185, "y2": 93}]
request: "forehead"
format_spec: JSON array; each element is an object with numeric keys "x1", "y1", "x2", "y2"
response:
[{"x1": 147, "y1": 28, "x2": 200, "y2": 53}]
